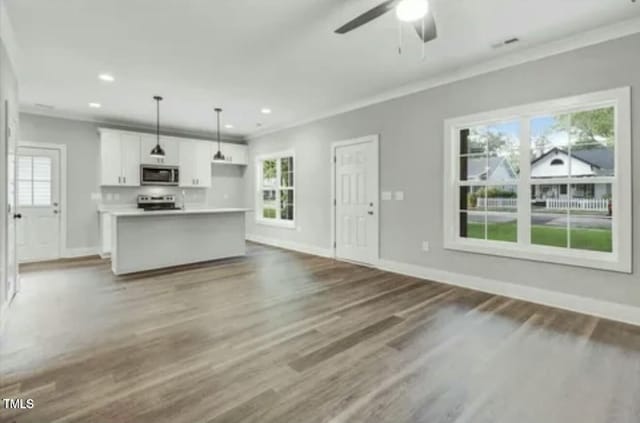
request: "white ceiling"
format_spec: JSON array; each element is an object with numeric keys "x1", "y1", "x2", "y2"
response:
[{"x1": 7, "y1": 0, "x2": 640, "y2": 138}]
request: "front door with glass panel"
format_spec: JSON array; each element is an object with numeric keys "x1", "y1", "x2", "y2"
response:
[{"x1": 16, "y1": 146, "x2": 61, "y2": 262}]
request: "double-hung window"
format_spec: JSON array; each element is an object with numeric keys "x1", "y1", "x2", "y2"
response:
[
  {"x1": 444, "y1": 88, "x2": 631, "y2": 272},
  {"x1": 256, "y1": 151, "x2": 295, "y2": 228}
]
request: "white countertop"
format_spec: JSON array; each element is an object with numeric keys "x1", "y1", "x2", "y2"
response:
[{"x1": 109, "y1": 208, "x2": 251, "y2": 217}]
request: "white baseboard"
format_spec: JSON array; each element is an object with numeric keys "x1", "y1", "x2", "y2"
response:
[
  {"x1": 63, "y1": 246, "x2": 100, "y2": 259},
  {"x1": 377, "y1": 259, "x2": 640, "y2": 327},
  {"x1": 246, "y1": 234, "x2": 334, "y2": 258},
  {"x1": 247, "y1": 235, "x2": 640, "y2": 326}
]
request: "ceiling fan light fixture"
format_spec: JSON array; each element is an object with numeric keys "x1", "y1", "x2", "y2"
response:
[{"x1": 396, "y1": 0, "x2": 429, "y2": 22}]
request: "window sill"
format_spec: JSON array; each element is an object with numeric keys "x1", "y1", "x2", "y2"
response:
[
  {"x1": 444, "y1": 238, "x2": 629, "y2": 273},
  {"x1": 256, "y1": 218, "x2": 296, "y2": 229}
]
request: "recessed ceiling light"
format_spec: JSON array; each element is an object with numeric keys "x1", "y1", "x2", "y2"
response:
[
  {"x1": 225, "y1": 124, "x2": 234, "y2": 129},
  {"x1": 89, "y1": 102, "x2": 102, "y2": 108},
  {"x1": 98, "y1": 73, "x2": 115, "y2": 82},
  {"x1": 261, "y1": 108, "x2": 272, "y2": 114}
]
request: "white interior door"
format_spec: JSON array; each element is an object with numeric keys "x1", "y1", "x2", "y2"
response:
[
  {"x1": 16, "y1": 146, "x2": 61, "y2": 262},
  {"x1": 5, "y1": 100, "x2": 18, "y2": 300},
  {"x1": 334, "y1": 137, "x2": 379, "y2": 265}
]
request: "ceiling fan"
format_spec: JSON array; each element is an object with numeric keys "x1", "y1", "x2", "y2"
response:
[{"x1": 335, "y1": 0, "x2": 437, "y2": 43}]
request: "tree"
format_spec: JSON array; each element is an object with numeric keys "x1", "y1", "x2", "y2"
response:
[{"x1": 554, "y1": 108, "x2": 614, "y2": 150}]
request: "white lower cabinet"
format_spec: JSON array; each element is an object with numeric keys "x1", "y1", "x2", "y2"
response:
[{"x1": 99, "y1": 212, "x2": 111, "y2": 257}]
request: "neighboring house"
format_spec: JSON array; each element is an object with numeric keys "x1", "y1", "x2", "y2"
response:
[
  {"x1": 466, "y1": 156, "x2": 517, "y2": 183},
  {"x1": 530, "y1": 147, "x2": 613, "y2": 200}
]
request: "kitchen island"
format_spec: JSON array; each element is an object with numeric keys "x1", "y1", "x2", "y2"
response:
[{"x1": 109, "y1": 208, "x2": 249, "y2": 275}]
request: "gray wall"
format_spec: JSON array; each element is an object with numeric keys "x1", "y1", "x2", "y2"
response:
[
  {"x1": 20, "y1": 113, "x2": 246, "y2": 250},
  {"x1": 20, "y1": 115, "x2": 101, "y2": 250},
  {"x1": 246, "y1": 33, "x2": 640, "y2": 309}
]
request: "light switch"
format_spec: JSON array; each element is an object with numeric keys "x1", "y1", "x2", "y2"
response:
[
  {"x1": 394, "y1": 191, "x2": 404, "y2": 201},
  {"x1": 381, "y1": 191, "x2": 392, "y2": 201},
  {"x1": 422, "y1": 241, "x2": 430, "y2": 252}
]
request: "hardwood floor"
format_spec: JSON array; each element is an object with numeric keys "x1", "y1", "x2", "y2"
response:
[{"x1": 1, "y1": 242, "x2": 639, "y2": 422}]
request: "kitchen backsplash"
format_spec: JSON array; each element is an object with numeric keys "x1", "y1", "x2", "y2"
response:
[
  {"x1": 97, "y1": 164, "x2": 246, "y2": 209},
  {"x1": 98, "y1": 186, "x2": 207, "y2": 207}
]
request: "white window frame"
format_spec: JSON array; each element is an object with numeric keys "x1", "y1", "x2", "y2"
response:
[
  {"x1": 255, "y1": 150, "x2": 296, "y2": 229},
  {"x1": 443, "y1": 87, "x2": 631, "y2": 273}
]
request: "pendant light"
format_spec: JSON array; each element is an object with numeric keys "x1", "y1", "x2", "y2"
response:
[
  {"x1": 213, "y1": 107, "x2": 225, "y2": 161},
  {"x1": 150, "y1": 96, "x2": 165, "y2": 158}
]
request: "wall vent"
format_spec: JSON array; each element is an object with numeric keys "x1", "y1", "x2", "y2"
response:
[
  {"x1": 34, "y1": 103, "x2": 55, "y2": 110},
  {"x1": 492, "y1": 37, "x2": 520, "y2": 49}
]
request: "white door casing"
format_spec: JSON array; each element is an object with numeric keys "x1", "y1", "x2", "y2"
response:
[
  {"x1": 16, "y1": 146, "x2": 61, "y2": 263},
  {"x1": 332, "y1": 135, "x2": 379, "y2": 265}
]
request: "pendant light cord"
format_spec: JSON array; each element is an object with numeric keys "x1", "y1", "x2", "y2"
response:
[
  {"x1": 217, "y1": 110, "x2": 221, "y2": 150},
  {"x1": 156, "y1": 98, "x2": 160, "y2": 145}
]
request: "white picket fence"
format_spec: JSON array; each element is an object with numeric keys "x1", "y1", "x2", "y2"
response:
[
  {"x1": 545, "y1": 198, "x2": 609, "y2": 211},
  {"x1": 476, "y1": 198, "x2": 518, "y2": 208},
  {"x1": 476, "y1": 197, "x2": 609, "y2": 211}
]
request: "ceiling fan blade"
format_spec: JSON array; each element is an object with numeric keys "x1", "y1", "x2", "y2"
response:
[
  {"x1": 335, "y1": 0, "x2": 401, "y2": 34},
  {"x1": 413, "y1": 13, "x2": 437, "y2": 42}
]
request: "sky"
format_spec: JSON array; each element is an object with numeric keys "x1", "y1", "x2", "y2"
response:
[{"x1": 481, "y1": 115, "x2": 568, "y2": 152}]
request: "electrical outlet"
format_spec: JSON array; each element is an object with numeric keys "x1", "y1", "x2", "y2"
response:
[{"x1": 422, "y1": 241, "x2": 430, "y2": 252}]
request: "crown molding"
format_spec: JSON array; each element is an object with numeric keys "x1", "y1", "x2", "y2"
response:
[
  {"x1": 247, "y1": 15, "x2": 640, "y2": 140},
  {"x1": 20, "y1": 107, "x2": 245, "y2": 143}
]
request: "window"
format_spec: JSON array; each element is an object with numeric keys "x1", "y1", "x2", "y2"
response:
[
  {"x1": 17, "y1": 155, "x2": 52, "y2": 206},
  {"x1": 444, "y1": 88, "x2": 631, "y2": 272},
  {"x1": 256, "y1": 151, "x2": 295, "y2": 228}
]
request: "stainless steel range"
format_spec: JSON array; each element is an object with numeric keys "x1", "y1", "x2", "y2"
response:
[{"x1": 137, "y1": 194, "x2": 181, "y2": 211}]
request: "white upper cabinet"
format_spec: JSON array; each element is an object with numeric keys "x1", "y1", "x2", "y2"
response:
[
  {"x1": 140, "y1": 135, "x2": 179, "y2": 166},
  {"x1": 179, "y1": 140, "x2": 211, "y2": 188},
  {"x1": 212, "y1": 142, "x2": 248, "y2": 165},
  {"x1": 100, "y1": 130, "x2": 141, "y2": 186},
  {"x1": 99, "y1": 129, "x2": 240, "y2": 188},
  {"x1": 100, "y1": 131, "x2": 122, "y2": 186}
]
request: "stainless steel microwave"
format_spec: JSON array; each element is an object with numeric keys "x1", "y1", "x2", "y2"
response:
[{"x1": 140, "y1": 165, "x2": 179, "y2": 186}]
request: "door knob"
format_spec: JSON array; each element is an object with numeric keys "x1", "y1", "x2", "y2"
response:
[
  {"x1": 368, "y1": 211, "x2": 374, "y2": 215},
  {"x1": 53, "y1": 210, "x2": 59, "y2": 214},
  {"x1": 13, "y1": 213, "x2": 22, "y2": 219}
]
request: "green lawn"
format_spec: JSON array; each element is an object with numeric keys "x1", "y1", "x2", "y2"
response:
[{"x1": 467, "y1": 222, "x2": 612, "y2": 252}]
